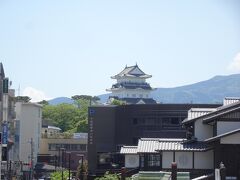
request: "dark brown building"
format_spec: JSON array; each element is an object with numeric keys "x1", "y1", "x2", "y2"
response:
[{"x1": 88, "y1": 103, "x2": 221, "y2": 176}]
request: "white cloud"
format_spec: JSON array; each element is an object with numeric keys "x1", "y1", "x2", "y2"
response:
[
  {"x1": 228, "y1": 53, "x2": 240, "y2": 72},
  {"x1": 23, "y1": 87, "x2": 50, "y2": 102}
]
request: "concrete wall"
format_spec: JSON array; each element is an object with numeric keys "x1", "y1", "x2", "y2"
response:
[
  {"x1": 15, "y1": 102, "x2": 42, "y2": 165},
  {"x1": 162, "y1": 152, "x2": 173, "y2": 168},
  {"x1": 221, "y1": 132, "x2": 240, "y2": 144},
  {"x1": 175, "y1": 152, "x2": 192, "y2": 169},
  {"x1": 217, "y1": 121, "x2": 240, "y2": 135},
  {"x1": 194, "y1": 150, "x2": 213, "y2": 169},
  {"x1": 195, "y1": 119, "x2": 212, "y2": 141},
  {"x1": 40, "y1": 138, "x2": 87, "y2": 155},
  {"x1": 125, "y1": 154, "x2": 139, "y2": 168}
]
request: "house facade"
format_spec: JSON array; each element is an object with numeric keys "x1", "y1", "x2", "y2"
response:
[
  {"x1": 88, "y1": 103, "x2": 220, "y2": 176},
  {"x1": 120, "y1": 97, "x2": 240, "y2": 178},
  {"x1": 120, "y1": 138, "x2": 213, "y2": 178}
]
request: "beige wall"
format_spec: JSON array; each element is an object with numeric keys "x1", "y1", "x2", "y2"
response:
[
  {"x1": 40, "y1": 138, "x2": 87, "y2": 156},
  {"x1": 221, "y1": 132, "x2": 240, "y2": 144},
  {"x1": 162, "y1": 152, "x2": 173, "y2": 168},
  {"x1": 175, "y1": 152, "x2": 193, "y2": 169},
  {"x1": 195, "y1": 119, "x2": 212, "y2": 141},
  {"x1": 194, "y1": 150, "x2": 213, "y2": 169}
]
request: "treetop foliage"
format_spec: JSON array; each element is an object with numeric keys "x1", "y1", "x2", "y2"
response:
[
  {"x1": 42, "y1": 95, "x2": 99, "y2": 133},
  {"x1": 14, "y1": 96, "x2": 31, "y2": 103}
]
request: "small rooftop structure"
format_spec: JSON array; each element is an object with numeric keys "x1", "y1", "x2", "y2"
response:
[{"x1": 223, "y1": 97, "x2": 240, "y2": 106}]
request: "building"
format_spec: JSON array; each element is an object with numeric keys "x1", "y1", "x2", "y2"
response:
[
  {"x1": 120, "y1": 97, "x2": 240, "y2": 178},
  {"x1": 120, "y1": 138, "x2": 213, "y2": 178},
  {"x1": 39, "y1": 132, "x2": 88, "y2": 170},
  {"x1": 0, "y1": 63, "x2": 16, "y2": 179},
  {"x1": 14, "y1": 102, "x2": 43, "y2": 169},
  {"x1": 88, "y1": 103, "x2": 220, "y2": 176},
  {"x1": 182, "y1": 97, "x2": 240, "y2": 178},
  {"x1": 106, "y1": 64, "x2": 156, "y2": 104}
]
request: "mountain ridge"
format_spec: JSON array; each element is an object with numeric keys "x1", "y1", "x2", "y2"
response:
[{"x1": 48, "y1": 73, "x2": 240, "y2": 105}]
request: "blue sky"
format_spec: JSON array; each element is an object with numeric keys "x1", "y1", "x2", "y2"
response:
[{"x1": 0, "y1": 0, "x2": 240, "y2": 101}]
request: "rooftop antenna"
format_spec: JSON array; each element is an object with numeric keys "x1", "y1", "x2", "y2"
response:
[{"x1": 17, "y1": 84, "x2": 20, "y2": 96}]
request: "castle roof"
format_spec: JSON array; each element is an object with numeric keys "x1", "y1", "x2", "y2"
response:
[{"x1": 111, "y1": 65, "x2": 152, "y2": 79}]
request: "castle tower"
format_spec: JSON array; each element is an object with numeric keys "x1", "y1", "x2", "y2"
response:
[{"x1": 107, "y1": 64, "x2": 156, "y2": 104}]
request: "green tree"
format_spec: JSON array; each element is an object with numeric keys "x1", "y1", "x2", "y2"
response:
[
  {"x1": 42, "y1": 97, "x2": 90, "y2": 133},
  {"x1": 94, "y1": 171, "x2": 119, "y2": 180},
  {"x1": 50, "y1": 170, "x2": 71, "y2": 180},
  {"x1": 111, "y1": 99, "x2": 126, "y2": 105},
  {"x1": 14, "y1": 96, "x2": 31, "y2": 102},
  {"x1": 76, "y1": 160, "x2": 88, "y2": 179},
  {"x1": 38, "y1": 100, "x2": 49, "y2": 105}
]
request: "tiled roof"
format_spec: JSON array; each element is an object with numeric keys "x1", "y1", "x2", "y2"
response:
[
  {"x1": 121, "y1": 98, "x2": 157, "y2": 104},
  {"x1": 223, "y1": 97, "x2": 240, "y2": 106},
  {"x1": 137, "y1": 138, "x2": 160, "y2": 153},
  {"x1": 111, "y1": 65, "x2": 152, "y2": 79},
  {"x1": 120, "y1": 146, "x2": 138, "y2": 154},
  {"x1": 204, "y1": 128, "x2": 240, "y2": 143},
  {"x1": 157, "y1": 140, "x2": 208, "y2": 152},
  {"x1": 136, "y1": 138, "x2": 208, "y2": 153},
  {"x1": 187, "y1": 108, "x2": 216, "y2": 120},
  {"x1": 202, "y1": 104, "x2": 240, "y2": 124},
  {"x1": 182, "y1": 101, "x2": 240, "y2": 124}
]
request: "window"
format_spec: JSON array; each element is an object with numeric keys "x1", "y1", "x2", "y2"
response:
[
  {"x1": 132, "y1": 94, "x2": 136, "y2": 97},
  {"x1": 147, "y1": 154, "x2": 161, "y2": 167},
  {"x1": 133, "y1": 118, "x2": 138, "y2": 125},
  {"x1": 139, "y1": 94, "x2": 143, "y2": 98},
  {"x1": 79, "y1": 144, "x2": 87, "y2": 151},
  {"x1": 98, "y1": 153, "x2": 111, "y2": 165},
  {"x1": 48, "y1": 143, "x2": 87, "y2": 151},
  {"x1": 140, "y1": 155, "x2": 144, "y2": 168},
  {"x1": 171, "y1": 117, "x2": 179, "y2": 125}
]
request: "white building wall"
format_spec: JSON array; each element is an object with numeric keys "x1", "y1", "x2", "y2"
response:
[
  {"x1": 15, "y1": 102, "x2": 42, "y2": 165},
  {"x1": 125, "y1": 155, "x2": 139, "y2": 168},
  {"x1": 112, "y1": 89, "x2": 151, "y2": 99},
  {"x1": 217, "y1": 121, "x2": 240, "y2": 135},
  {"x1": 162, "y1": 152, "x2": 173, "y2": 168},
  {"x1": 194, "y1": 150, "x2": 213, "y2": 169},
  {"x1": 175, "y1": 152, "x2": 192, "y2": 169},
  {"x1": 195, "y1": 119, "x2": 212, "y2": 141},
  {"x1": 117, "y1": 77, "x2": 146, "y2": 84},
  {"x1": 221, "y1": 132, "x2": 240, "y2": 144}
]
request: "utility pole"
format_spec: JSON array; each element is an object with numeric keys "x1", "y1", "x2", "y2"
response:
[{"x1": 30, "y1": 138, "x2": 34, "y2": 180}]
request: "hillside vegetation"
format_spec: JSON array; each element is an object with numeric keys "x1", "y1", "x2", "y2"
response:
[{"x1": 42, "y1": 95, "x2": 99, "y2": 133}]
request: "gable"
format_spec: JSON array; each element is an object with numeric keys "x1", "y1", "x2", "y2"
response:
[
  {"x1": 221, "y1": 132, "x2": 240, "y2": 144},
  {"x1": 129, "y1": 67, "x2": 145, "y2": 75},
  {"x1": 221, "y1": 111, "x2": 240, "y2": 119}
]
